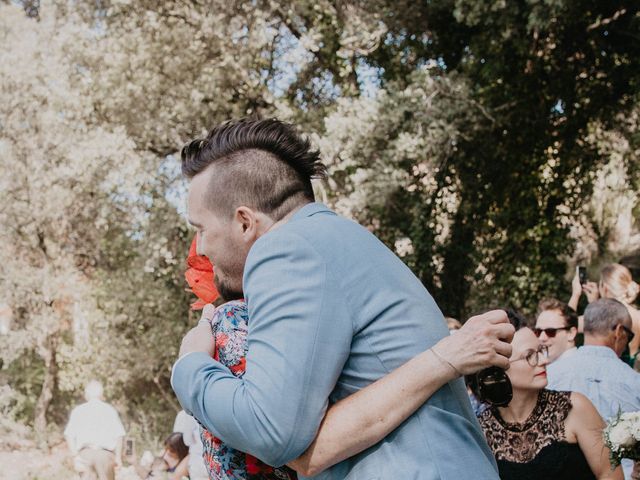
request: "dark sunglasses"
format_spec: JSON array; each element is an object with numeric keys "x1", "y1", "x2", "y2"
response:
[
  {"x1": 614, "y1": 324, "x2": 635, "y2": 343},
  {"x1": 533, "y1": 327, "x2": 571, "y2": 338}
]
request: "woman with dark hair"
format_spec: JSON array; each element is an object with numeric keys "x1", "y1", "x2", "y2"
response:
[
  {"x1": 477, "y1": 312, "x2": 622, "y2": 480},
  {"x1": 130, "y1": 432, "x2": 190, "y2": 480},
  {"x1": 162, "y1": 432, "x2": 189, "y2": 474}
]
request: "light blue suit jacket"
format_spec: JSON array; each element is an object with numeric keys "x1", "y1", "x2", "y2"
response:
[{"x1": 172, "y1": 203, "x2": 498, "y2": 479}]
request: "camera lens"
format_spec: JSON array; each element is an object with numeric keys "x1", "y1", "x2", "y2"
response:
[{"x1": 476, "y1": 367, "x2": 512, "y2": 407}]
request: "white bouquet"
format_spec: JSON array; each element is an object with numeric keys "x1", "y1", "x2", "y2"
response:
[{"x1": 604, "y1": 410, "x2": 640, "y2": 468}]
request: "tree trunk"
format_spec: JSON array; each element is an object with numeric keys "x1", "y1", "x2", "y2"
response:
[{"x1": 34, "y1": 334, "x2": 58, "y2": 445}]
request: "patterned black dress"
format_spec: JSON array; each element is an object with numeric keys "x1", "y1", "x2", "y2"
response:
[{"x1": 478, "y1": 390, "x2": 595, "y2": 480}]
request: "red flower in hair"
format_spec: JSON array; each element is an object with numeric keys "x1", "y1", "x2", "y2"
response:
[{"x1": 185, "y1": 235, "x2": 219, "y2": 310}]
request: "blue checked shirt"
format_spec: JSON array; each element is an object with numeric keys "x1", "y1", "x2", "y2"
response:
[{"x1": 547, "y1": 345, "x2": 640, "y2": 420}]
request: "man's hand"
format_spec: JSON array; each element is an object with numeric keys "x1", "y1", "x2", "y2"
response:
[
  {"x1": 433, "y1": 310, "x2": 514, "y2": 375},
  {"x1": 178, "y1": 304, "x2": 216, "y2": 358}
]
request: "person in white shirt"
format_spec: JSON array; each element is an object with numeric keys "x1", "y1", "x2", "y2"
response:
[
  {"x1": 64, "y1": 380, "x2": 126, "y2": 480},
  {"x1": 173, "y1": 410, "x2": 208, "y2": 480}
]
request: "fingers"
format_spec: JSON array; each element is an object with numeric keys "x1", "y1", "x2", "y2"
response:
[
  {"x1": 197, "y1": 303, "x2": 216, "y2": 326},
  {"x1": 584, "y1": 281, "x2": 598, "y2": 291},
  {"x1": 202, "y1": 303, "x2": 216, "y2": 318},
  {"x1": 490, "y1": 352, "x2": 511, "y2": 370},
  {"x1": 492, "y1": 322, "x2": 516, "y2": 342},
  {"x1": 472, "y1": 309, "x2": 509, "y2": 325},
  {"x1": 493, "y1": 339, "x2": 512, "y2": 359},
  {"x1": 463, "y1": 312, "x2": 514, "y2": 340}
]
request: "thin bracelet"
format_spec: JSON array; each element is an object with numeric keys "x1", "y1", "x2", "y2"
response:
[{"x1": 430, "y1": 347, "x2": 463, "y2": 377}]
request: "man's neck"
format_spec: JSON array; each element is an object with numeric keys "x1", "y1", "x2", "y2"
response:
[
  {"x1": 262, "y1": 202, "x2": 309, "y2": 235},
  {"x1": 583, "y1": 335, "x2": 614, "y2": 349}
]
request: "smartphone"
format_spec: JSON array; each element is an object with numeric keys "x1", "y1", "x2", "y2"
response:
[
  {"x1": 125, "y1": 438, "x2": 134, "y2": 457},
  {"x1": 578, "y1": 266, "x2": 587, "y2": 285}
]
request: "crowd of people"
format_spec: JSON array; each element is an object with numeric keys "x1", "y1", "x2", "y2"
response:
[
  {"x1": 461, "y1": 263, "x2": 640, "y2": 480},
  {"x1": 63, "y1": 118, "x2": 640, "y2": 480},
  {"x1": 63, "y1": 379, "x2": 206, "y2": 480}
]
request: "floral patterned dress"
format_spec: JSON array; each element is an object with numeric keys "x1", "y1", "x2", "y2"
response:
[{"x1": 200, "y1": 300, "x2": 298, "y2": 480}]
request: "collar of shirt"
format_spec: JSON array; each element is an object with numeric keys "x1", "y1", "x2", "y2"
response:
[
  {"x1": 577, "y1": 345, "x2": 619, "y2": 359},
  {"x1": 290, "y1": 202, "x2": 333, "y2": 221},
  {"x1": 557, "y1": 346, "x2": 578, "y2": 360}
]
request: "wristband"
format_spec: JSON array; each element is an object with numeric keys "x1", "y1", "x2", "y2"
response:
[{"x1": 430, "y1": 347, "x2": 463, "y2": 377}]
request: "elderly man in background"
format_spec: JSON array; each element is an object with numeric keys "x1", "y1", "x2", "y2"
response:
[
  {"x1": 64, "y1": 380, "x2": 126, "y2": 480},
  {"x1": 547, "y1": 298, "x2": 640, "y2": 479}
]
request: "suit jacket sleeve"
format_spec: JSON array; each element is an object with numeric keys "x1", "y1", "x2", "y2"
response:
[{"x1": 171, "y1": 230, "x2": 352, "y2": 466}]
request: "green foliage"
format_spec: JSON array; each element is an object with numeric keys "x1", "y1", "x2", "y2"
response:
[
  {"x1": 1, "y1": 0, "x2": 639, "y2": 448},
  {"x1": 318, "y1": 0, "x2": 640, "y2": 316}
]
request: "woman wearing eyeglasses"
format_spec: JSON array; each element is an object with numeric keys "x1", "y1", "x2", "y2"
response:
[{"x1": 477, "y1": 315, "x2": 623, "y2": 480}]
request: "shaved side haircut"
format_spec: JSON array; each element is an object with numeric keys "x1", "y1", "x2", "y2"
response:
[{"x1": 181, "y1": 118, "x2": 326, "y2": 221}]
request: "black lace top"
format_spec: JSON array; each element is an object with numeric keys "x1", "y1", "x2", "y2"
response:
[{"x1": 478, "y1": 390, "x2": 595, "y2": 480}]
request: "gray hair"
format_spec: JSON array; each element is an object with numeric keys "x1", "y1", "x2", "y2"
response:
[{"x1": 583, "y1": 298, "x2": 631, "y2": 335}]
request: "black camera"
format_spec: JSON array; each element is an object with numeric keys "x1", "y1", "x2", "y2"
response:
[
  {"x1": 475, "y1": 366, "x2": 512, "y2": 407},
  {"x1": 472, "y1": 308, "x2": 517, "y2": 407}
]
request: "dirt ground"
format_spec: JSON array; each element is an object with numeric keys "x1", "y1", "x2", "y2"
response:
[
  {"x1": 0, "y1": 446, "x2": 75, "y2": 480},
  {"x1": 0, "y1": 446, "x2": 143, "y2": 480}
]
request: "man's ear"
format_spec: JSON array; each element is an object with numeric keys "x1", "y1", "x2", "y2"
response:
[
  {"x1": 612, "y1": 325, "x2": 627, "y2": 354},
  {"x1": 234, "y1": 206, "x2": 258, "y2": 237},
  {"x1": 568, "y1": 326, "x2": 578, "y2": 342}
]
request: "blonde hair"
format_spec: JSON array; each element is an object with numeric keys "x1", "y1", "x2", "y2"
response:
[{"x1": 600, "y1": 263, "x2": 640, "y2": 305}]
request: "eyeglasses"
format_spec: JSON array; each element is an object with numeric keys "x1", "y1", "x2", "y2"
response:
[
  {"x1": 613, "y1": 324, "x2": 635, "y2": 343},
  {"x1": 533, "y1": 327, "x2": 571, "y2": 338},
  {"x1": 511, "y1": 345, "x2": 549, "y2": 367}
]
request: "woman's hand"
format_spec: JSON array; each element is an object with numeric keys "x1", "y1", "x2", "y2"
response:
[
  {"x1": 583, "y1": 281, "x2": 600, "y2": 303},
  {"x1": 433, "y1": 310, "x2": 514, "y2": 375},
  {"x1": 569, "y1": 270, "x2": 583, "y2": 311},
  {"x1": 178, "y1": 304, "x2": 216, "y2": 358}
]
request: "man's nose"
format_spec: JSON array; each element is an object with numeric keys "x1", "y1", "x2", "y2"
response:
[
  {"x1": 195, "y1": 235, "x2": 203, "y2": 256},
  {"x1": 539, "y1": 353, "x2": 550, "y2": 366}
]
